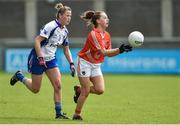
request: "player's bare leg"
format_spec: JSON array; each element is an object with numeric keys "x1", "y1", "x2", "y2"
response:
[
  {"x1": 24, "y1": 74, "x2": 43, "y2": 93},
  {"x1": 73, "y1": 77, "x2": 91, "y2": 120},
  {"x1": 46, "y1": 67, "x2": 69, "y2": 119},
  {"x1": 10, "y1": 70, "x2": 43, "y2": 93},
  {"x1": 73, "y1": 75, "x2": 104, "y2": 103},
  {"x1": 46, "y1": 68, "x2": 61, "y2": 103},
  {"x1": 89, "y1": 75, "x2": 105, "y2": 95}
]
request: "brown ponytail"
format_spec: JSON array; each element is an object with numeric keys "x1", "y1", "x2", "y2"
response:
[{"x1": 80, "y1": 10, "x2": 103, "y2": 28}]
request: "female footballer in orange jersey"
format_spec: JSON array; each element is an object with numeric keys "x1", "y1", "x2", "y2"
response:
[{"x1": 72, "y1": 10, "x2": 132, "y2": 120}]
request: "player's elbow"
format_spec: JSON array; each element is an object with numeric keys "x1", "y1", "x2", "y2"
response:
[
  {"x1": 99, "y1": 49, "x2": 107, "y2": 56},
  {"x1": 35, "y1": 35, "x2": 45, "y2": 44},
  {"x1": 34, "y1": 36, "x2": 40, "y2": 43},
  {"x1": 32, "y1": 88, "x2": 40, "y2": 94},
  {"x1": 63, "y1": 46, "x2": 70, "y2": 56}
]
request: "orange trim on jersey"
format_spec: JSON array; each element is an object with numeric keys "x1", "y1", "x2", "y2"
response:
[
  {"x1": 78, "y1": 28, "x2": 111, "y2": 64},
  {"x1": 91, "y1": 31, "x2": 101, "y2": 49}
]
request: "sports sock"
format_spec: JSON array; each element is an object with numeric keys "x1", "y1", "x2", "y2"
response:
[
  {"x1": 75, "y1": 109, "x2": 81, "y2": 115},
  {"x1": 16, "y1": 72, "x2": 25, "y2": 82},
  {"x1": 22, "y1": 77, "x2": 28, "y2": 84},
  {"x1": 55, "y1": 102, "x2": 62, "y2": 116}
]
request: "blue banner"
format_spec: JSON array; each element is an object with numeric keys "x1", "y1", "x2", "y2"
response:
[
  {"x1": 102, "y1": 49, "x2": 180, "y2": 74},
  {"x1": 5, "y1": 49, "x2": 31, "y2": 72},
  {"x1": 5, "y1": 48, "x2": 180, "y2": 74}
]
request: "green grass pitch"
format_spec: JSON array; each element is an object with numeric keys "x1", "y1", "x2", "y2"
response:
[{"x1": 0, "y1": 71, "x2": 179, "y2": 124}]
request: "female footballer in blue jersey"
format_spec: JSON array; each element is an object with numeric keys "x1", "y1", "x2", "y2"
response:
[{"x1": 10, "y1": 3, "x2": 75, "y2": 119}]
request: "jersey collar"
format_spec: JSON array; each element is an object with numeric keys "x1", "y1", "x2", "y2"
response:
[
  {"x1": 93, "y1": 28, "x2": 106, "y2": 39},
  {"x1": 55, "y1": 19, "x2": 63, "y2": 28},
  {"x1": 93, "y1": 27, "x2": 105, "y2": 33}
]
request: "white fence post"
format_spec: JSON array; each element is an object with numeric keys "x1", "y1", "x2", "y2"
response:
[
  {"x1": 161, "y1": 0, "x2": 173, "y2": 39},
  {"x1": 25, "y1": 0, "x2": 37, "y2": 41}
]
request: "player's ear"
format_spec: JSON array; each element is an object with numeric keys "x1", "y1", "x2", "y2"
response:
[
  {"x1": 58, "y1": 14, "x2": 62, "y2": 19},
  {"x1": 96, "y1": 18, "x2": 101, "y2": 24}
]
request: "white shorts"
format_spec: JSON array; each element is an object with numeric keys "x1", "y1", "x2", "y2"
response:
[{"x1": 77, "y1": 57, "x2": 102, "y2": 77}]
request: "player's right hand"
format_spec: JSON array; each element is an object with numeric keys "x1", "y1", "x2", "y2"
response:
[{"x1": 37, "y1": 57, "x2": 47, "y2": 68}]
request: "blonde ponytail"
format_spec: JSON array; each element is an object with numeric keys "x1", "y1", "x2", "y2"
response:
[
  {"x1": 55, "y1": 3, "x2": 64, "y2": 11},
  {"x1": 55, "y1": 3, "x2": 71, "y2": 19}
]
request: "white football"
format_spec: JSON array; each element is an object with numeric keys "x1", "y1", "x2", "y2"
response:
[{"x1": 128, "y1": 31, "x2": 144, "y2": 47}]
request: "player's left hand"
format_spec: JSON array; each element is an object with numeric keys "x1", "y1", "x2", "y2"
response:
[
  {"x1": 70, "y1": 62, "x2": 76, "y2": 77},
  {"x1": 37, "y1": 56, "x2": 47, "y2": 68},
  {"x1": 119, "y1": 44, "x2": 132, "y2": 53}
]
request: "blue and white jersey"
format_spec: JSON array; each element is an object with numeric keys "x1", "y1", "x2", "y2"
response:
[{"x1": 39, "y1": 19, "x2": 69, "y2": 61}]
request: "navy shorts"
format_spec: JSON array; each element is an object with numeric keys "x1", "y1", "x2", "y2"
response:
[{"x1": 27, "y1": 49, "x2": 58, "y2": 75}]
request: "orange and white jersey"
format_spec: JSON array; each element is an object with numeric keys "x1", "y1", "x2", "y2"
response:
[{"x1": 78, "y1": 28, "x2": 112, "y2": 64}]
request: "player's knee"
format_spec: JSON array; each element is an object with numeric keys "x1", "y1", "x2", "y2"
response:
[
  {"x1": 81, "y1": 92, "x2": 89, "y2": 97},
  {"x1": 32, "y1": 88, "x2": 40, "y2": 94},
  {"x1": 53, "y1": 79, "x2": 61, "y2": 92},
  {"x1": 84, "y1": 91, "x2": 89, "y2": 97},
  {"x1": 81, "y1": 87, "x2": 90, "y2": 97},
  {"x1": 96, "y1": 88, "x2": 104, "y2": 95},
  {"x1": 31, "y1": 81, "x2": 41, "y2": 94}
]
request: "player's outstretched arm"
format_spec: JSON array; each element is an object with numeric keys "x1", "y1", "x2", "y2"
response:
[
  {"x1": 98, "y1": 44, "x2": 132, "y2": 57},
  {"x1": 99, "y1": 48, "x2": 119, "y2": 57}
]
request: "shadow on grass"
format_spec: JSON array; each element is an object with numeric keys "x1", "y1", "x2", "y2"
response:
[{"x1": 0, "y1": 116, "x2": 79, "y2": 124}]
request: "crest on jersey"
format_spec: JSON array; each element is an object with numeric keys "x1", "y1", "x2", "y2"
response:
[
  {"x1": 82, "y1": 71, "x2": 86, "y2": 75},
  {"x1": 43, "y1": 29, "x2": 48, "y2": 35},
  {"x1": 105, "y1": 41, "x2": 109, "y2": 49}
]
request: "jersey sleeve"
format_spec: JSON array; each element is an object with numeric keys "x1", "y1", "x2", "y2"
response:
[
  {"x1": 62, "y1": 36, "x2": 69, "y2": 46},
  {"x1": 109, "y1": 40, "x2": 112, "y2": 49},
  {"x1": 62, "y1": 28, "x2": 69, "y2": 46},
  {"x1": 39, "y1": 23, "x2": 54, "y2": 39}
]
